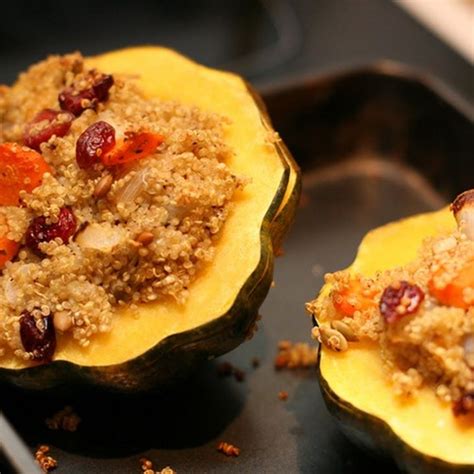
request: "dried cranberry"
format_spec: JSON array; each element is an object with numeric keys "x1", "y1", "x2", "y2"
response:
[
  {"x1": 58, "y1": 73, "x2": 114, "y2": 116},
  {"x1": 452, "y1": 393, "x2": 474, "y2": 417},
  {"x1": 24, "y1": 109, "x2": 74, "y2": 151},
  {"x1": 92, "y1": 74, "x2": 114, "y2": 102},
  {"x1": 26, "y1": 207, "x2": 77, "y2": 255},
  {"x1": 59, "y1": 87, "x2": 95, "y2": 116},
  {"x1": 76, "y1": 121, "x2": 115, "y2": 169},
  {"x1": 19, "y1": 311, "x2": 56, "y2": 362},
  {"x1": 379, "y1": 281, "x2": 424, "y2": 324}
]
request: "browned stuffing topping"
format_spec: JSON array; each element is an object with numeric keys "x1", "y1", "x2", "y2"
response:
[
  {"x1": 45, "y1": 405, "x2": 81, "y2": 432},
  {"x1": 278, "y1": 390, "x2": 289, "y2": 401},
  {"x1": 0, "y1": 53, "x2": 245, "y2": 362},
  {"x1": 274, "y1": 340, "x2": 318, "y2": 370},
  {"x1": 35, "y1": 445, "x2": 57, "y2": 472},
  {"x1": 307, "y1": 192, "x2": 474, "y2": 417},
  {"x1": 217, "y1": 441, "x2": 240, "y2": 457}
]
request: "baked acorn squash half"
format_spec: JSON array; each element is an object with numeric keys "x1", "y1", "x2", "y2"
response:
[
  {"x1": 308, "y1": 201, "x2": 474, "y2": 473},
  {"x1": 0, "y1": 47, "x2": 300, "y2": 392}
]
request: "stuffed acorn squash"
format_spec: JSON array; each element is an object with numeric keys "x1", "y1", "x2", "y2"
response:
[
  {"x1": 307, "y1": 191, "x2": 474, "y2": 473},
  {"x1": 0, "y1": 47, "x2": 300, "y2": 392}
]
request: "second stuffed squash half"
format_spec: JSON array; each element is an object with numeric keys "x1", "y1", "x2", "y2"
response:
[{"x1": 308, "y1": 192, "x2": 474, "y2": 473}]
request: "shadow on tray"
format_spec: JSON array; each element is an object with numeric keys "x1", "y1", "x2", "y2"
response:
[{"x1": 1, "y1": 359, "x2": 247, "y2": 458}]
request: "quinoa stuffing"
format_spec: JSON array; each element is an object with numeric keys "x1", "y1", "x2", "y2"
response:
[
  {"x1": 307, "y1": 190, "x2": 474, "y2": 418},
  {"x1": 0, "y1": 53, "x2": 245, "y2": 363}
]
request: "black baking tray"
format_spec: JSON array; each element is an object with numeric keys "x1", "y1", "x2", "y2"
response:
[{"x1": 1, "y1": 64, "x2": 473, "y2": 473}]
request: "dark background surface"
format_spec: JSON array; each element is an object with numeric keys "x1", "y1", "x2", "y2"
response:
[
  {"x1": 1, "y1": 0, "x2": 473, "y2": 101},
  {"x1": 1, "y1": 1, "x2": 473, "y2": 473}
]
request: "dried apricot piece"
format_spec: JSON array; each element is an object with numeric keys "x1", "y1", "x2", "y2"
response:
[
  {"x1": 332, "y1": 279, "x2": 376, "y2": 317},
  {"x1": 0, "y1": 143, "x2": 51, "y2": 205},
  {"x1": 429, "y1": 260, "x2": 474, "y2": 309},
  {"x1": 0, "y1": 237, "x2": 19, "y2": 268},
  {"x1": 101, "y1": 131, "x2": 163, "y2": 166}
]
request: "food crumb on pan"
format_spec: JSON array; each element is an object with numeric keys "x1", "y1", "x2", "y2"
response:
[
  {"x1": 216, "y1": 361, "x2": 233, "y2": 377},
  {"x1": 251, "y1": 356, "x2": 260, "y2": 368},
  {"x1": 35, "y1": 445, "x2": 57, "y2": 472},
  {"x1": 278, "y1": 390, "x2": 289, "y2": 401},
  {"x1": 274, "y1": 247, "x2": 285, "y2": 257},
  {"x1": 311, "y1": 263, "x2": 325, "y2": 277},
  {"x1": 216, "y1": 361, "x2": 246, "y2": 382},
  {"x1": 158, "y1": 468, "x2": 176, "y2": 474},
  {"x1": 217, "y1": 441, "x2": 240, "y2": 457},
  {"x1": 45, "y1": 405, "x2": 81, "y2": 432},
  {"x1": 139, "y1": 457, "x2": 176, "y2": 474},
  {"x1": 274, "y1": 340, "x2": 318, "y2": 370}
]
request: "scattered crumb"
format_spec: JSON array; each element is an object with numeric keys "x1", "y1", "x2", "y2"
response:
[
  {"x1": 45, "y1": 406, "x2": 81, "y2": 432},
  {"x1": 217, "y1": 441, "x2": 240, "y2": 457},
  {"x1": 298, "y1": 192, "x2": 310, "y2": 208},
  {"x1": 233, "y1": 368, "x2": 245, "y2": 382},
  {"x1": 217, "y1": 361, "x2": 245, "y2": 382},
  {"x1": 139, "y1": 457, "x2": 176, "y2": 474},
  {"x1": 140, "y1": 458, "x2": 153, "y2": 471},
  {"x1": 216, "y1": 361, "x2": 233, "y2": 377},
  {"x1": 35, "y1": 445, "x2": 57, "y2": 472},
  {"x1": 251, "y1": 356, "x2": 260, "y2": 368},
  {"x1": 271, "y1": 280, "x2": 276, "y2": 288},
  {"x1": 311, "y1": 263, "x2": 325, "y2": 277},
  {"x1": 274, "y1": 340, "x2": 318, "y2": 370},
  {"x1": 278, "y1": 390, "x2": 289, "y2": 401}
]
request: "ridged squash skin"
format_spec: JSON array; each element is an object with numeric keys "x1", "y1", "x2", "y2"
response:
[
  {"x1": 0, "y1": 47, "x2": 300, "y2": 392},
  {"x1": 315, "y1": 208, "x2": 474, "y2": 473}
]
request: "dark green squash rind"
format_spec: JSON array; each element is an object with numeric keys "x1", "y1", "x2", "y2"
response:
[
  {"x1": 317, "y1": 350, "x2": 474, "y2": 474},
  {"x1": 270, "y1": 143, "x2": 301, "y2": 253},
  {"x1": 0, "y1": 98, "x2": 297, "y2": 392},
  {"x1": 246, "y1": 83, "x2": 302, "y2": 252}
]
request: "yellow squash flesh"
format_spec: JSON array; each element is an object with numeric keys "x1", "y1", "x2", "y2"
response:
[
  {"x1": 0, "y1": 47, "x2": 299, "y2": 390},
  {"x1": 317, "y1": 208, "x2": 474, "y2": 471}
]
